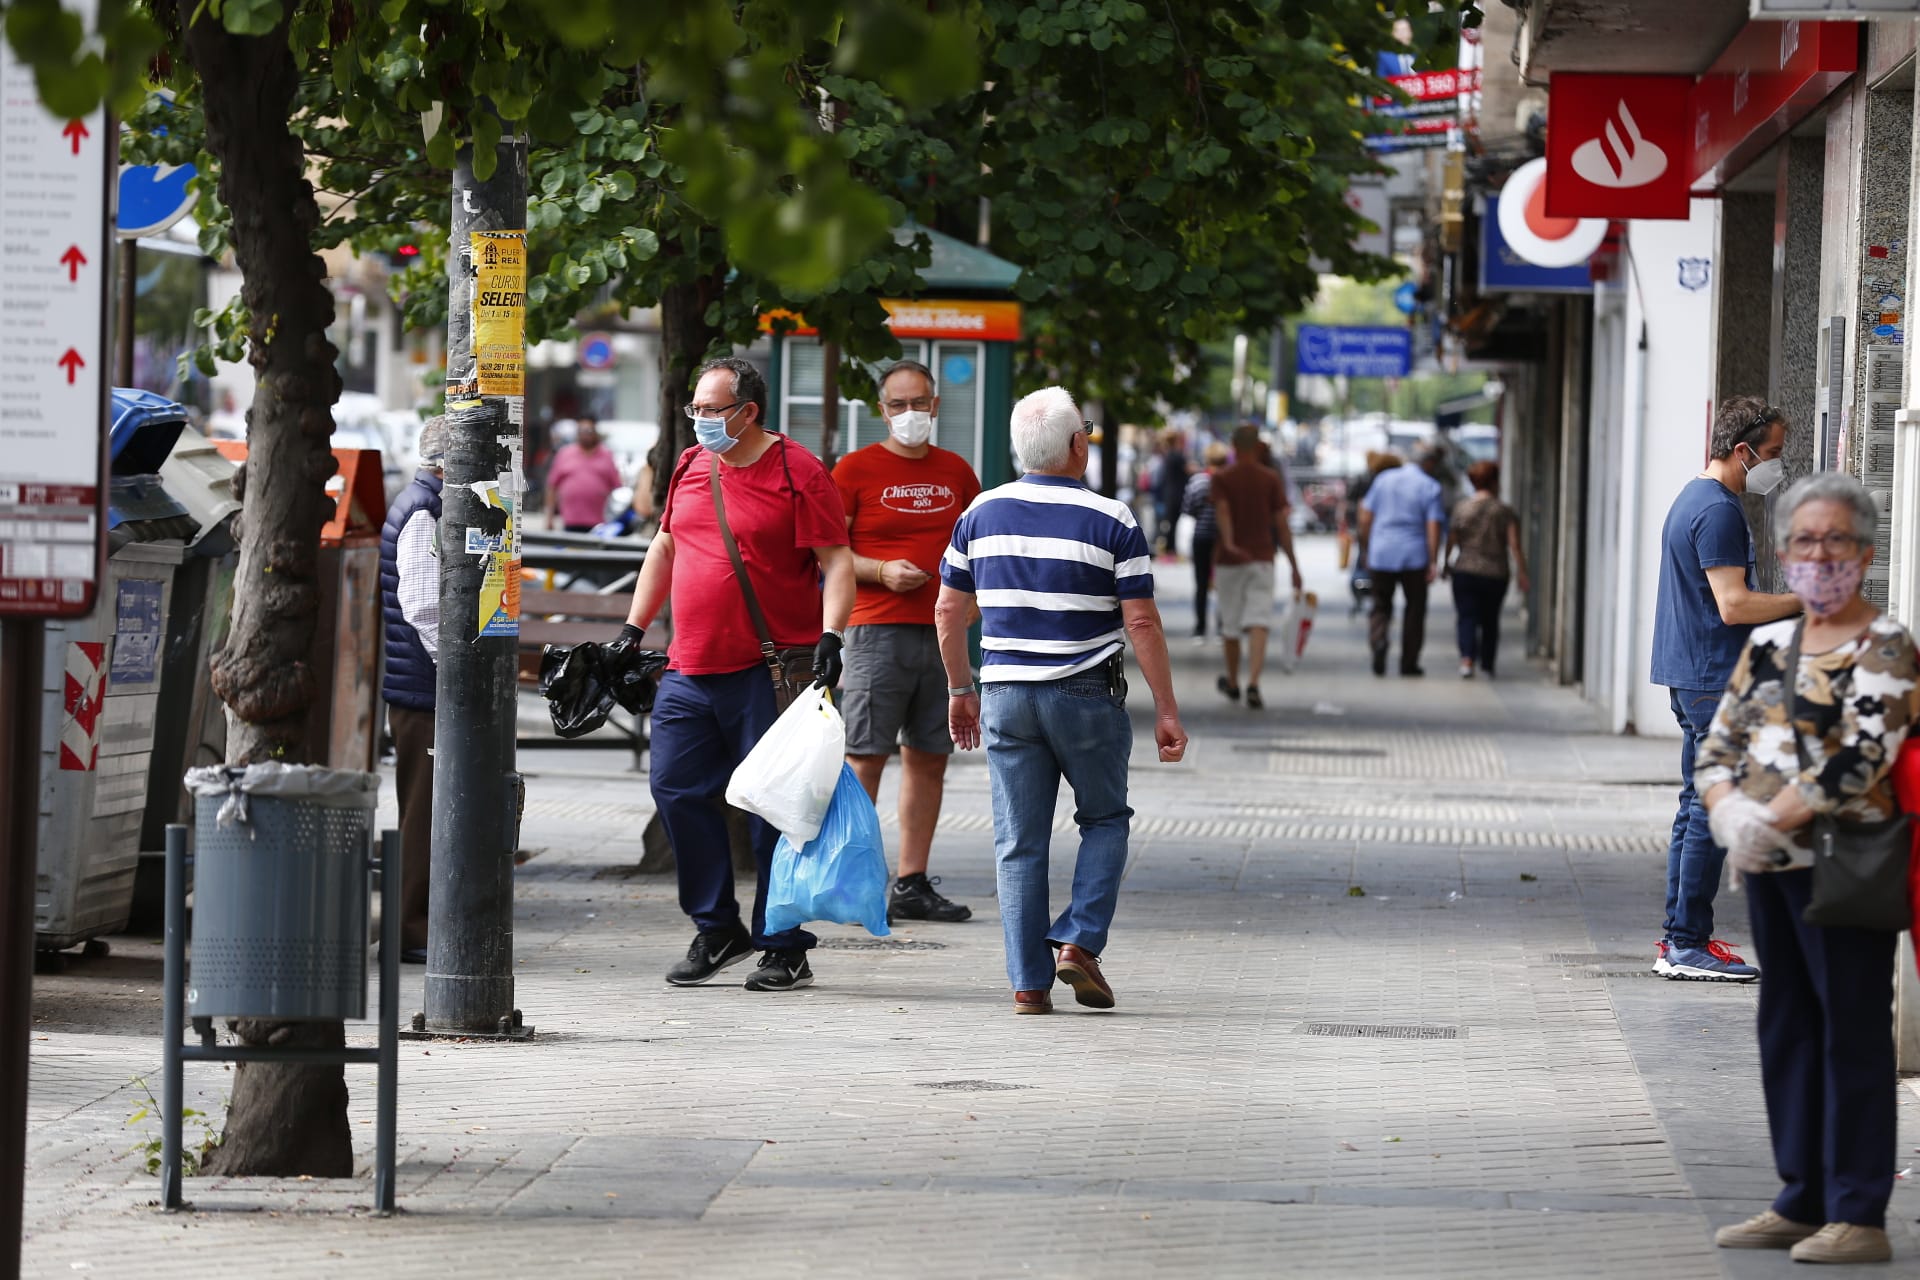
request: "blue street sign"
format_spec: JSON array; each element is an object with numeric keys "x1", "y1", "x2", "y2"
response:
[
  {"x1": 1294, "y1": 325, "x2": 1411, "y2": 378},
  {"x1": 117, "y1": 163, "x2": 196, "y2": 239},
  {"x1": 1479, "y1": 194, "x2": 1595, "y2": 295},
  {"x1": 578, "y1": 332, "x2": 615, "y2": 370},
  {"x1": 1393, "y1": 282, "x2": 1418, "y2": 315}
]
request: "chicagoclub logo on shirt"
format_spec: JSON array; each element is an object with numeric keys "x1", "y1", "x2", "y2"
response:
[{"x1": 881, "y1": 483, "x2": 958, "y2": 514}]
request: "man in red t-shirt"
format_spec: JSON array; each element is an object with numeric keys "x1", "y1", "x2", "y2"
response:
[
  {"x1": 617, "y1": 357, "x2": 854, "y2": 993},
  {"x1": 833, "y1": 361, "x2": 982, "y2": 925}
]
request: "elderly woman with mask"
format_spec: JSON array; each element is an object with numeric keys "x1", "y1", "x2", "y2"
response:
[{"x1": 1697, "y1": 472, "x2": 1920, "y2": 1266}]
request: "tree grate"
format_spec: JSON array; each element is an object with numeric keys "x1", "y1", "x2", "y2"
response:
[
  {"x1": 815, "y1": 937, "x2": 949, "y2": 951},
  {"x1": 1232, "y1": 744, "x2": 1390, "y2": 758},
  {"x1": 1297, "y1": 1022, "x2": 1463, "y2": 1040},
  {"x1": 915, "y1": 1080, "x2": 1032, "y2": 1092}
]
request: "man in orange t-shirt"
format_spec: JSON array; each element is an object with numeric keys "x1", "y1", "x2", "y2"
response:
[{"x1": 833, "y1": 360, "x2": 983, "y2": 924}]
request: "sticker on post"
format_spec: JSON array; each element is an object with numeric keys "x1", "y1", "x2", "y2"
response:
[
  {"x1": 471, "y1": 231, "x2": 526, "y2": 397},
  {"x1": 472, "y1": 480, "x2": 520, "y2": 638}
]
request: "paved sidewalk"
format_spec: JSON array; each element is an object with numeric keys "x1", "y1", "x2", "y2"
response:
[{"x1": 22, "y1": 535, "x2": 1920, "y2": 1278}]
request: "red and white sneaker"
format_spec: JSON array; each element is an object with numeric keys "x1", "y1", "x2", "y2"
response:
[{"x1": 1652, "y1": 940, "x2": 1673, "y2": 976}]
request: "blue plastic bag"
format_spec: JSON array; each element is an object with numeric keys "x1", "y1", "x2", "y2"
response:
[{"x1": 763, "y1": 764, "x2": 891, "y2": 937}]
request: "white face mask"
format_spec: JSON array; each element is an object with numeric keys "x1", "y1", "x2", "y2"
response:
[
  {"x1": 1741, "y1": 447, "x2": 1785, "y2": 497},
  {"x1": 888, "y1": 409, "x2": 934, "y2": 447}
]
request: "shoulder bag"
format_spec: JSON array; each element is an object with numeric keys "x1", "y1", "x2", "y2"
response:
[
  {"x1": 1781, "y1": 620, "x2": 1913, "y2": 931},
  {"x1": 708, "y1": 447, "x2": 817, "y2": 711}
]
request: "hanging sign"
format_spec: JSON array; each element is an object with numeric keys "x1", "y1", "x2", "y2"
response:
[
  {"x1": 1495, "y1": 158, "x2": 1608, "y2": 271},
  {"x1": 1545, "y1": 75, "x2": 1694, "y2": 220},
  {"x1": 471, "y1": 231, "x2": 526, "y2": 396},
  {"x1": 0, "y1": 2, "x2": 109, "y2": 618}
]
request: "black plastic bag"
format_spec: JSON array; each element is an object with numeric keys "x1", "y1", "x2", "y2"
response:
[{"x1": 539, "y1": 643, "x2": 668, "y2": 738}]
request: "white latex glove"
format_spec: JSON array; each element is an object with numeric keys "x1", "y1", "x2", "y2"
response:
[{"x1": 1710, "y1": 792, "x2": 1797, "y2": 875}]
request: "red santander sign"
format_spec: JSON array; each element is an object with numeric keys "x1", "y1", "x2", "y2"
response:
[{"x1": 1545, "y1": 74, "x2": 1694, "y2": 221}]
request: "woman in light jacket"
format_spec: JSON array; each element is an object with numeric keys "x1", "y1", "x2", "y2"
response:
[{"x1": 1698, "y1": 472, "x2": 1920, "y2": 1266}]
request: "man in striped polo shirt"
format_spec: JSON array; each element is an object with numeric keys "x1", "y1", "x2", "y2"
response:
[{"x1": 934, "y1": 386, "x2": 1189, "y2": 1014}]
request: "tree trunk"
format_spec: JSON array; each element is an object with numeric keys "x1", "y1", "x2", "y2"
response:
[
  {"x1": 647, "y1": 259, "x2": 727, "y2": 510},
  {"x1": 183, "y1": 7, "x2": 352, "y2": 1179},
  {"x1": 640, "y1": 256, "x2": 749, "y2": 875}
]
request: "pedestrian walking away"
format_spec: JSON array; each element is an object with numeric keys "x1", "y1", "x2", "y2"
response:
[
  {"x1": 615, "y1": 357, "x2": 855, "y2": 992},
  {"x1": 832, "y1": 359, "x2": 982, "y2": 925},
  {"x1": 1181, "y1": 440, "x2": 1229, "y2": 643},
  {"x1": 1649, "y1": 395, "x2": 1801, "y2": 982},
  {"x1": 1443, "y1": 460, "x2": 1529, "y2": 679},
  {"x1": 1153, "y1": 430, "x2": 1190, "y2": 556},
  {"x1": 1699, "y1": 472, "x2": 1918, "y2": 1266},
  {"x1": 936, "y1": 386, "x2": 1188, "y2": 1015},
  {"x1": 1359, "y1": 442, "x2": 1446, "y2": 677},
  {"x1": 1210, "y1": 424, "x2": 1303, "y2": 710},
  {"x1": 378, "y1": 415, "x2": 446, "y2": 965},
  {"x1": 545, "y1": 415, "x2": 623, "y2": 532}
]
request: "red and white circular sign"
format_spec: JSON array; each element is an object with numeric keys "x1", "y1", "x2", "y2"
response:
[{"x1": 1497, "y1": 157, "x2": 1607, "y2": 269}]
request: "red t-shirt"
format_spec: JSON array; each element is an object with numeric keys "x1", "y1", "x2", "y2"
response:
[
  {"x1": 833, "y1": 443, "x2": 981, "y2": 627},
  {"x1": 660, "y1": 438, "x2": 849, "y2": 674}
]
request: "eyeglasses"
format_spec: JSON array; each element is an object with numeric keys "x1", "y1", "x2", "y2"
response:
[
  {"x1": 1738, "y1": 407, "x2": 1781, "y2": 446},
  {"x1": 881, "y1": 397, "x2": 935, "y2": 414},
  {"x1": 683, "y1": 401, "x2": 745, "y2": 420},
  {"x1": 1081, "y1": 421, "x2": 1096, "y2": 436},
  {"x1": 1784, "y1": 533, "x2": 1865, "y2": 557}
]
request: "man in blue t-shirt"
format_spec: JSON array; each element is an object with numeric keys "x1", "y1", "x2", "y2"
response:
[{"x1": 1649, "y1": 396, "x2": 1800, "y2": 982}]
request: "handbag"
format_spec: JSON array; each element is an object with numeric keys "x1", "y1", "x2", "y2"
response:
[
  {"x1": 1780, "y1": 620, "x2": 1913, "y2": 931},
  {"x1": 708, "y1": 450, "x2": 817, "y2": 712}
]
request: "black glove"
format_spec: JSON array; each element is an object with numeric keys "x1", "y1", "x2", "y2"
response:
[
  {"x1": 813, "y1": 630, "x2": 844, "y2": 690},
  {"x1": 609, "y1": 622, "x2": 644, "y2": 652}
]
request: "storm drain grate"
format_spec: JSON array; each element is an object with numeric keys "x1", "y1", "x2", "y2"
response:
[
  {"x1": 915, "y1": 1080, "x2": 1032, "y2": 1092},
  {"x1": 815, "y1": 937, "x2": 949, "y2": 952},
  {"x1": 1233, "y1": 744, "x2": 1390, "y2": 759},
  {"x1": 1298, "y1": 1022, "x2": 1462, "y2": 1040},
  {"x1": 1547, "y1": 953, "x2": 1649, "y2": 966}
]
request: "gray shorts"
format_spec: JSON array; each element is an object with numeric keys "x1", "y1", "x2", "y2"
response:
[{"x1": 841, "y1": 623, "x2": 953, "y2": 756}]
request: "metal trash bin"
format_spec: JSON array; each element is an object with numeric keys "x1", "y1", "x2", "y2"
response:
[
  {"x1": 182, "y1": 764, "x2": 379, "y2": 1020},
  {"x1": 33, "y1": 391, "x2": 196, "y2": 951}
]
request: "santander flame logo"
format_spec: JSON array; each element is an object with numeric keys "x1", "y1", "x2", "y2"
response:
[{"x1": 1569, "y1": 100, "x2": 1669, "y2": 190}]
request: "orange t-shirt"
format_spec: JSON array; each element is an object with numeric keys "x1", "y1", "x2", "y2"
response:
[{"x1": 833, "y1": 442, "x2": 981, "y2": 627}]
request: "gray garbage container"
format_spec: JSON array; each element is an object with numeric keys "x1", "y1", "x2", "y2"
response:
[{"x1": 182, "y1": 764, "x2": 379, "y2": 1020}]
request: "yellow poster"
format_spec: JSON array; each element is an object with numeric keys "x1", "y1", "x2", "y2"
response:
[
  {"x1": 471, "y1": 482, "x2": 521, "y2": 638},
  {"x1": 472, "y1": 231, "x2": 526, "y2": 397}
]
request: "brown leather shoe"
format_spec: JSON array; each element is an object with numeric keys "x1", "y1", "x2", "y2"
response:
[
  {"x1": 1013, "y1": 989, "x2": 1053, "y2": 1014},
  {"x1": 1054, "y1": 944, "x2": 1115, "y2": 1009}
]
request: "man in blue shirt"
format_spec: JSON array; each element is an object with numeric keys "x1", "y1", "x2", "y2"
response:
[
  {"x1": 935, "y1": 386, "x2": 1189, "y2": 1015},
  {"x1": 1650, "y1": 396, "x2": 1799, "y2": 982},
  {"x1": 1359, "y1": 444, "x2": 1447, "y2": 676}
]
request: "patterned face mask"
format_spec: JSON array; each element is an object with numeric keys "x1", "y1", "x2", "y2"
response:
[{"x1": 1782, "y1": 557, "x2": 1865, "y2": 617}]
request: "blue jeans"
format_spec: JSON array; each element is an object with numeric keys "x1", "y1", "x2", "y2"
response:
[
  {"x1": 649, "y1": 668, "x2": 815, "y2": 951},
  {"x1": 982, "y1": 672, "x2": 1135, "y2": 991},
  {"x1": 1664, "y1": 686, "x2": 1725, "y2": 948}
]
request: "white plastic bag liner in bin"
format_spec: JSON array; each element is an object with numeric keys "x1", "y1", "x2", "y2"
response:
[
  {"x1": 725, "y1": 685, "x2": 846, "y2": 845},
  {"x1": 182, "y1": 763, "x2": 380, "y2": 1020}
]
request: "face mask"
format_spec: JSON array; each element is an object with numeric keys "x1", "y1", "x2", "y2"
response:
[
  {"x1": 1741, "y1": 448, "x2": 1785, "y2": 496},
  {"x1": 1782, "y1": 557, "x2": 1865, "y2": 618},
  {"x1": 694, "y1": 414, "x2": 739, "y2": 454},
  {"x1": 888, "y1": 410, "x2": 933, "y2": 447}
]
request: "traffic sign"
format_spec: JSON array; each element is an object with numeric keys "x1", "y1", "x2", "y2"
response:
[
  {"x1": 578, "y1": 332, "x2": 616, "y2": 370},
  {"x1": 0, "y1": 8, "x2": 109, "y2": 618},
  {"x1": 117, "y1": 92, "x2": 197, "y2": 239},
  {"x1": 1295, "y1": 325, "x2": 1412, "y2": 379},
  {"x1": 1394, "y1": 282, "x2": 1418, "y2": 315}
]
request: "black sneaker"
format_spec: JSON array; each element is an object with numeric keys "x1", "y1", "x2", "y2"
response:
[
  {"x1": 889, "y1": 873, "x2": 973, "y2": 923},
  {"x1": 665, "y1": 925, "x2": 753, "y2": 986},
  {"x1": 743, "y1": 948, "x2": 814, "y2": 991}
]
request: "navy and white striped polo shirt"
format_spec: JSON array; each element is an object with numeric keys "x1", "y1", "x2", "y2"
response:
[{"x1": 940, "y1": 474, "x2": 1155, "y2": 682}]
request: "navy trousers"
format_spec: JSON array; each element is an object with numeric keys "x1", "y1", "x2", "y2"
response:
[
  {"x1": 649, "y1": 667, "x2": 815, "y2": 951},
  {"x1": 1747, "y1": 868, "x2": 1897, "y2": 1228}
]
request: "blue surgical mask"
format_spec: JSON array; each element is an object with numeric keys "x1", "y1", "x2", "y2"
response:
[{"x1": 695, "y1": 414, "x2": 739, "y2": 454}]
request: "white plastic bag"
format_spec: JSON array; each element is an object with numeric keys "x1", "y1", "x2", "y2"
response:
[
  {"x1": 1173, "y1": 513, "x2": 1197, "y2": 560},
  {"x1": 1272, "y1": 591, "x2": 1318, "y2": 674},
  {"x1": 725, "y1": 684, "x2": 846, "y2": 844}
]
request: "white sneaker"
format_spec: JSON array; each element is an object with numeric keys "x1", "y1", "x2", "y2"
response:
[{"x1": 1459, "y1": 659, "x2": 1474, "y2": 679}]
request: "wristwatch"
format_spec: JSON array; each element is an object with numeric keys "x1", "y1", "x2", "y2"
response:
[{"x1": 947, "y1": 684, "x2": 977, "y2": 697}]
